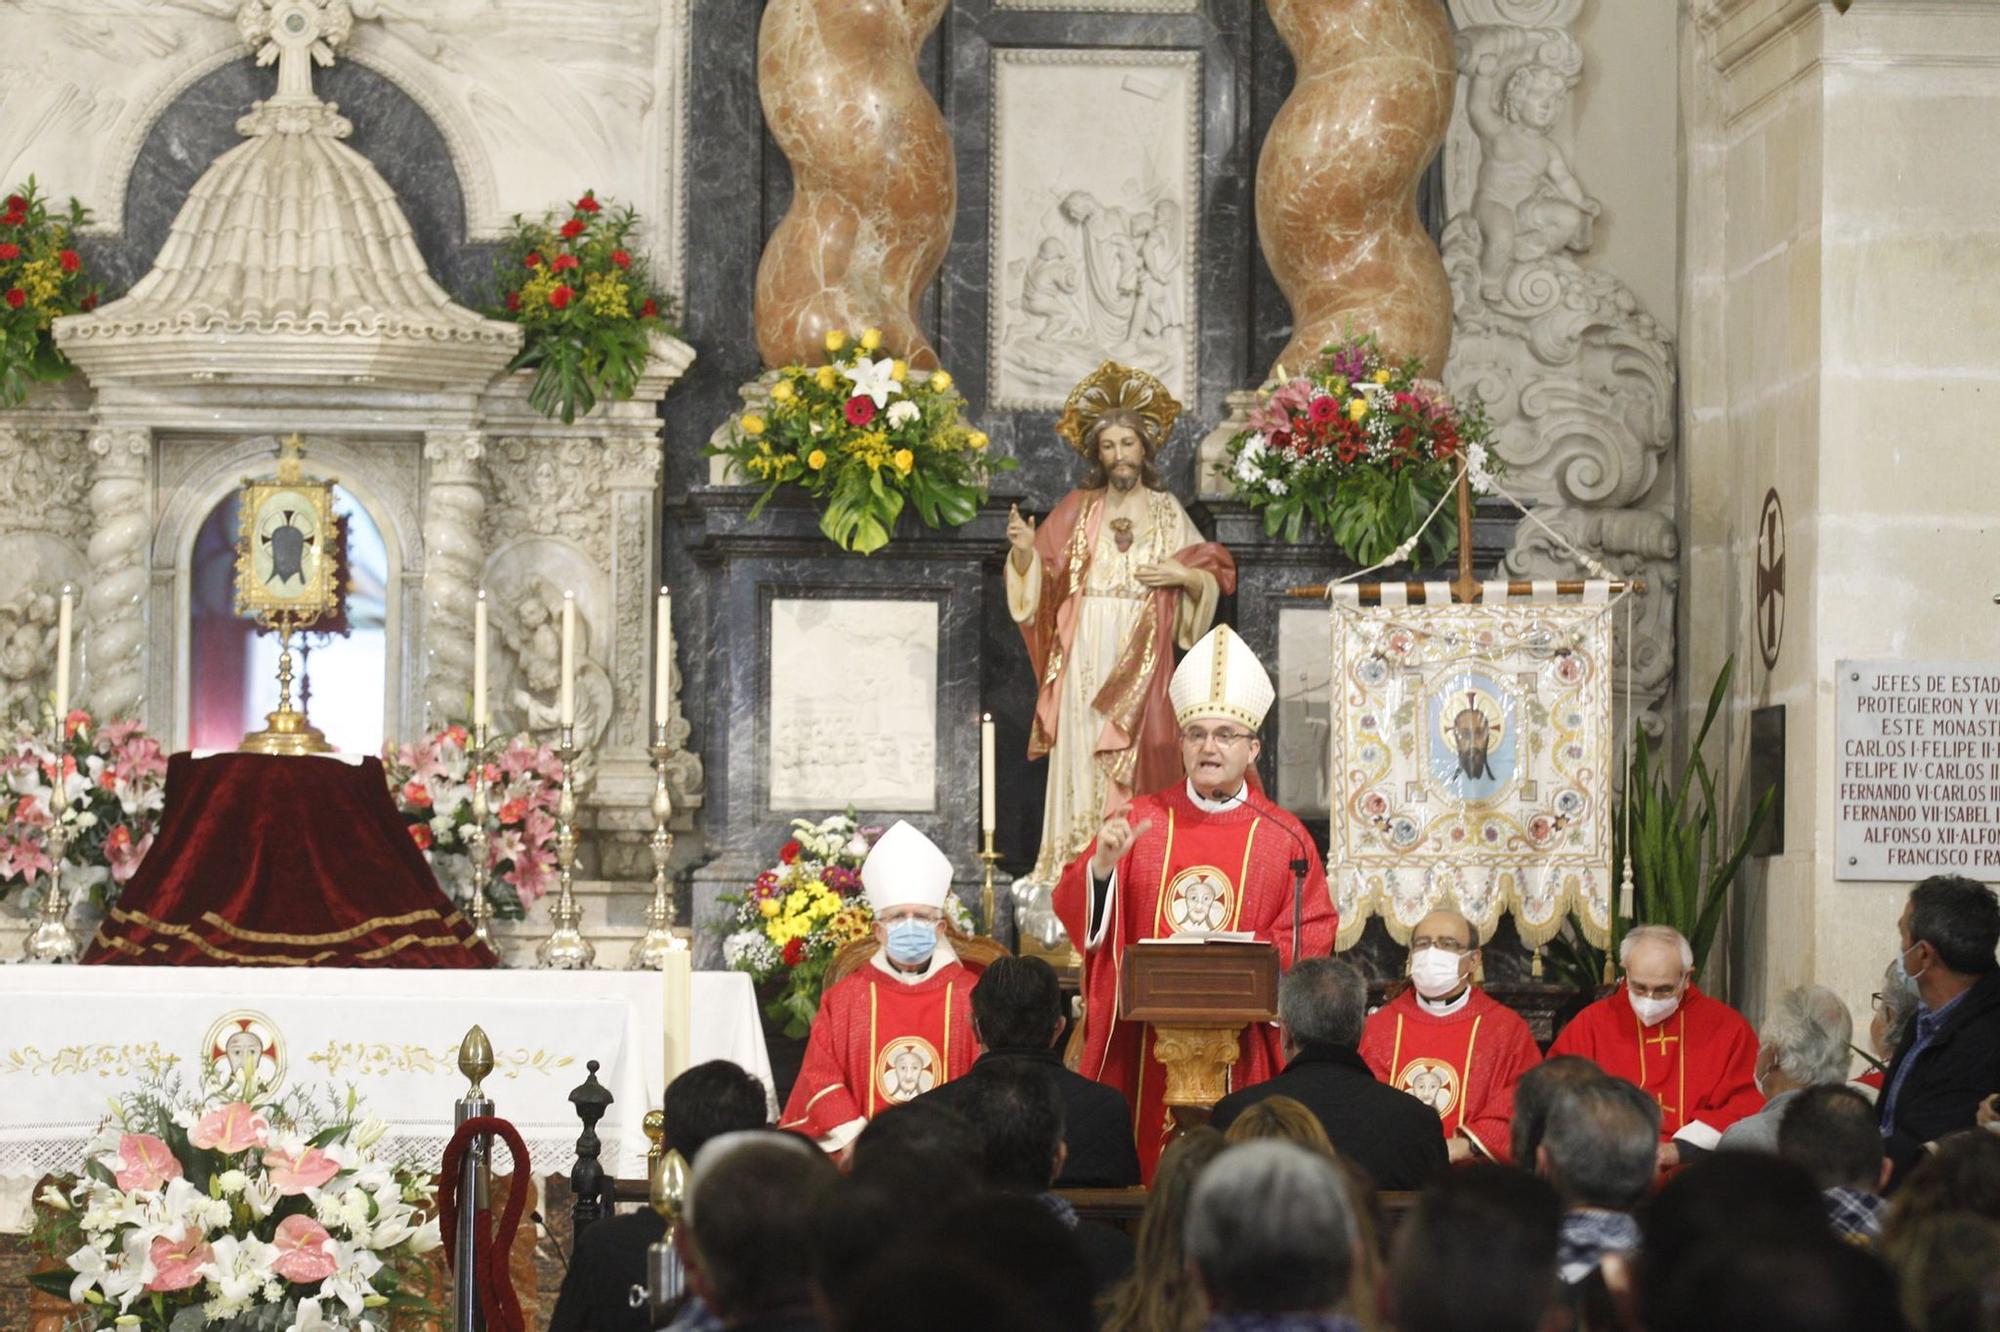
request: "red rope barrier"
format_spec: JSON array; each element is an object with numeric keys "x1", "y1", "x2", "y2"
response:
[{"x1": 438, "y1": 1114, "x2": 532, "y2": 1332}]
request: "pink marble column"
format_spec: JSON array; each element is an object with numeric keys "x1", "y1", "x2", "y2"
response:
[
  {"x1": 1259, "y1": 0, "x2": 1455, "y2": 377},
  {"x1": 754, "y1": 0, "x2": 955, "y2": 371}
]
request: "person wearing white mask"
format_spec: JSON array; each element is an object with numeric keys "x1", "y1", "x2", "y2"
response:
[
  {"x1": 1360, "y1": 908, "x2": 1543, "y2": 1162},
  {"x1": 778, "y1": 821, "x2": 981, "y2": 1154},
  {"x1": 1548, "y1": 923, "x2": 1764, "y2": 1171}
]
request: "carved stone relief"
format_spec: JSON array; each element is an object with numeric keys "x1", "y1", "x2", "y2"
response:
[
  {"x1": 1442, "y1": 1, "x2": 1679, "y2": 731},
  {"x1": 987, "y1": 49, "x2": 1201, "y2": 412}
]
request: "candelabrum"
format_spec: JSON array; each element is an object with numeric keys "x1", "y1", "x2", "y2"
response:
[
  {"x1": 629, "y1": 723, "x2": 686, "y2": 969},
  {"x1": 464, "y1": 722, "x2": 495, "y2": 950},
  {"x1": 536, "y1": 726, "x2": 596, "y2": 969},
  {"x1": 24, "y1": 727, "x2": 80, "y2": 963},
  {"x1": 978, "y1": 830, "x2": 1001, "y2": 938}
]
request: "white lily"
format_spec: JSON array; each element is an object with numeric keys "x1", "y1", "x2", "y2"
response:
[{"x1": 840, "y1": 355, "x2": 903, "y2": 409}]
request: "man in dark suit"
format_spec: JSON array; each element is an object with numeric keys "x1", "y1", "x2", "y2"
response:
[
  {"x1": 549, "y1": 1060, "x2": 770, "y2": 1332},
  {"x1": 921, "y1": 954, "x2": 1142, "y2": 1187},
  {"x1": 1210, "y1": 956, "x2": 1448, "y2": 1190},
  {"x1": 1880, "y1": 874, "x2": 2000, "y2": 1183}
]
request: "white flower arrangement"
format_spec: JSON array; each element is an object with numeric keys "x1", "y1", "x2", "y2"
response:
[{"x1": 32, "y1": 1071, "x2": 440, "y2": 1332}]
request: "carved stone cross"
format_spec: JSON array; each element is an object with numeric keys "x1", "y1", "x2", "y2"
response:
[{"x1": 237, "y1": 0, "x2": 355, "y2": 103}]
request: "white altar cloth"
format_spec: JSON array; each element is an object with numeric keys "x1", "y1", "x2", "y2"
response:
[{"x1": 0, "y1": 963, "x2": 771, "y2": 1192}]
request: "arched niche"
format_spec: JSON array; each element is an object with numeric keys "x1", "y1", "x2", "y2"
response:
[{"x1": 149, "y1": 436, "x2": 424, "y2": 754}]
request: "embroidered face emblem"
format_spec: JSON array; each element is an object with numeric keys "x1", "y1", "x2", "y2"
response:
[
  {"x1": 877, "y1": 1037, "x2": 941, "y2": 1103},
  {"x1": 1397, "y1": 1058, "x2": 1459, "y2": 1115},
  {"x1": 204, "y1": 1010, "x2": 286, "y2": 1096},
  {"x1": 1166, "y1": 866, "x2": 1233, "y2": 935}
]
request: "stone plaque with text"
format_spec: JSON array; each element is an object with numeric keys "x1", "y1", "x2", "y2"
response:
[{"x1": 1836, "y1": 660, "x2": 2000, "y2": 881}]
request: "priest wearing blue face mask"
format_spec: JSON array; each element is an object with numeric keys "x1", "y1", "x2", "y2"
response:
[
  {"x1": 779, "y1": 821, "x2": 981, "y2": 1154},
  {"x1": 1879, "y1": 874, "x2": 2000, "y2": 1185}
]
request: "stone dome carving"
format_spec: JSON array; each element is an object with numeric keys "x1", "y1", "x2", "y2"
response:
[{"x1": 55, "y1": 0, "x2": 518, "y2": 389}]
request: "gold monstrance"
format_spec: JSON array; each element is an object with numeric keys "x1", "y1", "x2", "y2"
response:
[{"x1": 236, "y1": 436, "x2": 343, "y2": 755}]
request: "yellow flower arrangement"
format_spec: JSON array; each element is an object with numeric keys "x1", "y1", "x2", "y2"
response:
[{"x1": 708, "y1": 331, "x2": 1014, "y2": 554}]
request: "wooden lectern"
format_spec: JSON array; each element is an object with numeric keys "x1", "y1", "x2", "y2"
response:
[{"x1": 1119, "y1": 940, "x2": 1280, "y2": 1130}]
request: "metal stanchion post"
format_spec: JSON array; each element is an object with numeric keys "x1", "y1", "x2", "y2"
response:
[{"x1": 454, "y1": 1025, "x2": 495, "y2": 1332}]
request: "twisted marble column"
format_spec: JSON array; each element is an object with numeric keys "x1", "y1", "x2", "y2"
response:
[
  {"x1": 86, "y1": 428, "x2": 150, "y2": 722},
  {"x1": 754, "y1": 0, "x2": 955, "y2": 371},
  {"x1": 1259, "y1": 0, "x2": 1455, "y2": 376},
  {"x1": 422, "y1": 431, "x2": 486, "y2": 730}
]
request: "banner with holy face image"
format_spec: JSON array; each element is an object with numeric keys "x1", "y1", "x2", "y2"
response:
[{"x1": 1323, "y1": 584, "x2": 1617, "y2": 952}]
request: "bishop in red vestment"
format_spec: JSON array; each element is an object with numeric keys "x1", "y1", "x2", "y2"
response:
[
  {"x1": 1361, "y1": 909, "x2": 1541, "y2": 1162},
  {"x1": 1054, "y1": 625, "x2": 1336, "y2": 1179},
  {"x1": 780, "y1": 822, "x2": 980, "y2": 1153},
  {"x1": 1548, "y1": 924, "x2": 1763, "y2": 1165}
]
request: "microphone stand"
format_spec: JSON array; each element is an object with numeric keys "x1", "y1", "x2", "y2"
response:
[{"x1": 1239, "y1": 788, "x2": 1314, "y2": 969}]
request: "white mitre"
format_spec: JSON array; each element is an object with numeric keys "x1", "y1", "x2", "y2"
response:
[
  {"x1": 1170, "y1": 624, "x2": 1274, "y2": 730},
  {"x1": 861, "y1": 820, "x2": 954, "y2": 912}
]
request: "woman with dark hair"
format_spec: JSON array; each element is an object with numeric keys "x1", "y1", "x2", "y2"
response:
[{"x1": 1100, "y1": 1127, "x2": 1227, "y2": 1332}]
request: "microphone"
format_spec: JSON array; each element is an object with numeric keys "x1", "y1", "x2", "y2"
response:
[{"x1": 1239, "y1": 788, "x2": 1317, "y2": 969}]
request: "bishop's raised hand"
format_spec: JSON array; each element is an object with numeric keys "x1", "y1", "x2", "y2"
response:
[{"x1": 1090, "y1": 807, "x2": 1154, "y2": 879}]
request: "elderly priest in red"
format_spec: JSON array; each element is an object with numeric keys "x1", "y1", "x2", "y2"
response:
[
  {"x1": 1054, "y1": 624, "x2": 1337, "y2": 1178},
  {"x1": 780, "y1": 821, "x2": 981, "y2": 1153},
  {"x1": 1548, "y1": 923, "x2": 1763, "y2": 1168},
  {"x1": 1361, "y1": 907, "x2": 1541, "y2": 1162}
]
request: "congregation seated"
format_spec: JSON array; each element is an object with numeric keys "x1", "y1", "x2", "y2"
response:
[
  {"x1": 1548, "y1": 923, "x2": 1763, "y2": 1167},
  {"x1": 1185, "y1": 1140, "x2": 1365, "y2": 1332},
  {"x1": 683, "y1": 1135, "x2": 837, "y2": 1332},
  {"x1": 1880, "y1": 874, "x2": 2000, "y2": 1183},
  {"x1": 1387, "y1": 1164, "x2": 1563, "y2": 1332},
  {"x1": 1100, "y1": 1127, "x2": 1228, "y2": 1332},
  {"x1": 1776, "y1": 1083, "x2": 1892, "y2": 1243},
  {"x1": 549, "y1": 1060, "x2": 771, "y2": 1332},
  {"x1": 952, "y1": 1058, "x2": 1137, "y2": 1297},
  {"x1": 919, "y1": 953, "x2": 1142, "y2": 1187},
  {"x1": 1209, "y1": 956, "x2": 1448, "y2": 1191},
  {"x1": 1716, "y1": 983, "x2": 1854, "y2": 1153},
  {"x1": 1531, "y1": 1067, "x2": 1659, "y2": 1287}
]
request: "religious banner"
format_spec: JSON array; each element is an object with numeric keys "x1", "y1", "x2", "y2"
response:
[{"x1": 1324, "y1": 583, "x2": 1617, "y2": 951}]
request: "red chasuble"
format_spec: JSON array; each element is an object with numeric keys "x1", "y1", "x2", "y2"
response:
[
  {"x1": 1360, "y1": 987, "x2": 1542, "y2": 1161},
  {"x1": 779, "y1": 958, "x2": 980, "y2": 1145},
  {"x1": 1053, "y1": 783, "x2": 1336, "y2": 1179},
  {"x1": 1548, "y1": 984, "x2": 1763, "y2": 1143}
]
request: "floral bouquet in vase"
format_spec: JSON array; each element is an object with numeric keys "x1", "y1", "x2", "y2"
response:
[
  {"x1": 30, "y1": 1069, "x2": 440, "y2": 1330},
  {"x1": 717, "y1": 814, "x2": 974, "y2": 1037},
  {"x1": 490, "y1": 189, "x2": 681, "y2": 424},
  {"x1": 0, "y1": 711, "x2": 167, "y2": 916},
  {"x1": 0, "y1": 177, "x2": 104, "y2": 406},
  {"x1": 1221, "y1": 334, "x2": 1497, "y2": 567},
  {"x1": 383, "y1": 726, "x2": 562, "y2": 919},
  {"x1": 708, "y1": 328, "x2": 1014, "y2": 554}
]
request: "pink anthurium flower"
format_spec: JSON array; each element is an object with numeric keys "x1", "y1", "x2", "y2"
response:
[
  {"x1": 112, "y1": 1133, "x2": 183, "y2": 1193},
  {"x1": 189, "y1": 1102, "x2": 269, "y2": 1154},
  {"x1": 146, "y1": 1226, "x2": 213, "y2": 1291},
  {"x1": 264, "y1": 1144, "x2": 340, "y2": 1195},
  {"x1": 270, "y1": 1214, "x2": 339, "y2": 1284}
]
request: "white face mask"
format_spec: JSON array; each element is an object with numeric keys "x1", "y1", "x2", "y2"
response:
[
  {"x1": 1629, "y1": 987, "x2": 1681, "y2": 1028},
  {"x1": 1409, "y1": 947, "x2": 1468, "y2": 999}
]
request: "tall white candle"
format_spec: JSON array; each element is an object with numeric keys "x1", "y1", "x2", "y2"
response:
[
  {"x1": 473, "y1": 589, "x2": 489, "y2": 729},
  {"x1": 54, "y1": 586, "x2": 72, "y2": 725},
  {"x1": 654, "y1": 586, "x2": 672, "y2": 729},
  {"x1": 559, "y1": 592, "x2": 576, "y2": 728},
  {"x1": 981, "y1": 713, "x2": 997, "y2": 834}
]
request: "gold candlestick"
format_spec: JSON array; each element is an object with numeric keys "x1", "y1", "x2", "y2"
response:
[
  {"x1": 25, "y1": 722, "x2": 80, "y2": 963},
  {"x1": 629, "y1": 723, "x2": 686, "y2": 969},
  {"x1": 465, "y1": 722, "x2": 494, "y2": 950},
  {"x1": 536, "y1": 726, "x2": 595, "y2": 969},
  {"x1": 979, "y1": 829, "x2": 1000, "y2": 937}
]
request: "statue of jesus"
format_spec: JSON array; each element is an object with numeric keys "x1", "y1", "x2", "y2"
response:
[{"x1": 1005, "y1": 362, "x2": 1235, "y2": 939}]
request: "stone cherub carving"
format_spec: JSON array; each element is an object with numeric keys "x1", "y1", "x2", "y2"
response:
[
  {"x1": 1460, "y1": 27, "x2": 1598, "y2": 305},
  {"x1": 0, "y1": 588, "x2": 60, "y2": 724},
  {"x1": 502, "y1": 576, "x2": 614, "y2": 768}
]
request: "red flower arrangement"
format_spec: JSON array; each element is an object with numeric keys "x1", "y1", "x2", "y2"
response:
[
  {"x1": 0, "y1": 177, "x2": 104, "y2": 405},
  {"x1": 490, "y1": 187, "x2": 680, "y2": 423}
]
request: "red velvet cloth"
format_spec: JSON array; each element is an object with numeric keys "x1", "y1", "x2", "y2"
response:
[{"x1": 84, "y1": 752, "x2": 496, "y2": 968}]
